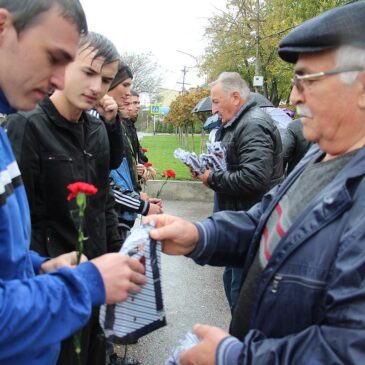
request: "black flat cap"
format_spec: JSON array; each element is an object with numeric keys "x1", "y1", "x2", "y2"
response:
[{"x1": 278, "y1": 1, "x2": 365, "y2": 63}]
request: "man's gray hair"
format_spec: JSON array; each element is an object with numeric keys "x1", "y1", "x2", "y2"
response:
[
  {"x1": 336, "y1": 45, "x2": 365, "y2": 84},
  {"x1": 210, "y1": 72, "x2": 250, "y2": 99}
]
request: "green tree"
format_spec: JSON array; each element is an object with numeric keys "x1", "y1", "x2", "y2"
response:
[{"x1": 201, "y1": 0, "x2": 348, "y2": 105}]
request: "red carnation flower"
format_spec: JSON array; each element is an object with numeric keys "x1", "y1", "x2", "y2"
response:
[
  {"x1": 144, "y1": 162, "x2": 153, "y2": 167},
  {"x1": 156, "y1": 169, "x2": 176, "y2": 198},
  {"x1": 67, "y1": 182, "x2": 98, "y2": 201},
  {"x1": 162, "y1": 169, "x2": 176, "y2": 179},
  {"x1": 142, "y1": 148, "x2": 148, "y2": 153}
]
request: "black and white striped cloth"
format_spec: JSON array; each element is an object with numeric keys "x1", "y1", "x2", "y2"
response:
[{"x1": 99, "y1": 223, "x2": 166, "y2": 344}]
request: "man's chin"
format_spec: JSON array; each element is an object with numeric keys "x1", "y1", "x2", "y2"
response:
[
  {"x1": 302, "y1": 128, "x2": 317, "y2": 142},
  {"x1": 12, "y1": 97, "x2": 39, "y2": 112}
]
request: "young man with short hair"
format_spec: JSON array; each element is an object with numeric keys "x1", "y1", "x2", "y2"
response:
[
  {"x1": 108, "y1": 79, "x2": 162, "y2": 242},
  {"x1": 6, "y1": 31, "x2": 135, "y2": 365},
  {"x1": 0, "y1": 2, "x2": 146, "y2": 365}
]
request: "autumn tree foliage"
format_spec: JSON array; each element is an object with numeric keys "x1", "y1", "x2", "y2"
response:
[
  {"x1": 201, "y1": 0, "x2": 348, "y2": 105},
  {"x1": 164, "y1": 88, "x2": 210, "y2": 152}
]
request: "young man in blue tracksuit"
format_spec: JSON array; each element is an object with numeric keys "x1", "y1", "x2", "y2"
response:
[
  {"x1": 146, "y1": 2, "x2": 365, "y2": 364},
  {"x1": 0, "y1": 2, "x2": 146, "y2": 364}
]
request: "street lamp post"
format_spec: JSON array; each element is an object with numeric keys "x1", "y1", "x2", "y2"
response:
[
  {"x1": 176, "y1": 49, "x2": 199, "y2": 65},
  {"x1": 176, "y1": 50, "x2": 200, "y2": 92}
]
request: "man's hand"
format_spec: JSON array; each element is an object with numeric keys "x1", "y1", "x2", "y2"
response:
[
  {"x1": 180, "y1": 324, "x2": 230, "y2": 365},
  {"x1": 196, "y1": 168, "x2": 211, "y2": 186},
  {"x1": 136, "y1": 163, "x2": 147, "y2": 178},
  {"x1": 40, "y1": 251, "x2": 88, "y2": 273},
  {"x1": 147, "y1": 203, "x2": 163, "y2": 215},
  {"x1": 96, "y1": 95, "x2": 118, "y2": 122},
  {"x1": 146, "y1": 166, "x2": 157, "y2": 179},
  {"x1": 148, "y1": 197, "x2": 163, "y2": 208},
  {"x1": 143, "y1": 214, "x2": 199, "y2": 255},
  {"x1": 91, "y1": 253, "x2": 147, "y2": 304},
  {"x1": 140, "y1": 191, "x2": 149, "y2": 201}
]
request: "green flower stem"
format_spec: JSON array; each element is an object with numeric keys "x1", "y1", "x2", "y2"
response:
[
  {"x1": 74, "y1": 192, "x2": 86, "y2": 362},
  {"x1": 156, "y1": 178, "x2": 168, "y2": 198},
  {"x1": 75, "y1": 193, "x2": 86, "y2": 264}
]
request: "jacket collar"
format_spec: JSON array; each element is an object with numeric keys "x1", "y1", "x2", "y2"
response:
[
  {"x1": 39, "y1": 96, "x2": 93, "y2": 129},
  {"x1": 223, "y1": 99, "x2": 257, "y2": 129}
]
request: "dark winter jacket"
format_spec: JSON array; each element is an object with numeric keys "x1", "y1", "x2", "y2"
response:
[
  {"x1": 6, "y1": 96, "x2": 120, "y2": 259},
  {"x1": 124, "y1": 118, "x2": 148, "y2": 164},
  {"x1": 282, "y1": 118, "x2": 312, "y2": 174},
  {"x1": 193, "y1": 144, "x2": 365, "y2": 364},
  {"x1": 208, "y1": 101, "x2": 283, "y2": 211}
]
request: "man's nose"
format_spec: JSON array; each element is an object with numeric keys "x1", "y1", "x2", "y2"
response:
[
  {"x1": 49, "y1": 66, "x2": 66, "y2": 90},
  {"x1": 289, "y1": 85, "x2": 304, "y2": 106},
  {"x1": 89, "y1": 77, "x2": 102, "y2": 93}
]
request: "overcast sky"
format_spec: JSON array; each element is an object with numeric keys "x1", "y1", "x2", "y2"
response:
[{"x1": 80, "y1": 0, "x2": 227, "y2": 91}]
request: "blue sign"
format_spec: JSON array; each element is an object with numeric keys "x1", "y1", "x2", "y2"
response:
[{"x1": 150, "y1": 104, "x2": 160, "y2": 115}]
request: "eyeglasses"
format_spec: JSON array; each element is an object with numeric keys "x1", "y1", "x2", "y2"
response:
[{"x1": 291, "y1": 66, "x2": 364, "y2": 92}]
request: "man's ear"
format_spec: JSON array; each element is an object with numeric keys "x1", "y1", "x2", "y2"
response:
[
  {"x1": 232, "y1": 91, "x2": 241, "y2": 105},
  {"x1": 357, "y1": 71, "x2": 365, "y2": 109},
  {"x1": 0, "y1": 9, "x2": 12, "y2": 46}
]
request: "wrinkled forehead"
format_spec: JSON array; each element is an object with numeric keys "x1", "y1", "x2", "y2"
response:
[
  {"x1": 211, "y1": 84, "x2": 228, "y2": 101},
  {"x1": 294, "y1": 49, "x2": 337, "y2": 74}
]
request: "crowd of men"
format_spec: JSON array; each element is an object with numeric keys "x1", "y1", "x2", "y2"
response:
[{"x1": 0, "y1": 1, "x2": 365, "y2": 365}]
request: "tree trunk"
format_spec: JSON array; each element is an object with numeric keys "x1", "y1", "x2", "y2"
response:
[
  {"x1": 178, "y1": 127, "x2": 182, "y2": 145},
  {"x1": 184, "y1": 126, "x2": 189, "y2": 150},
  {"x1": 200, "y1": 130, "x2": 206, "y2": 154},
  {"x1": 271, "y1": 79, "x2": 279, "y2": 106},
  {"x1": 191, "y1": 123, "x2": 195, "y2": 153}
]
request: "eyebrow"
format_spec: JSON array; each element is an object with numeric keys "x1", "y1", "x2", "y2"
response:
[
  {"x1": 103, "y1": 76, "x2": 115, "y2": 83},
  {"x1": 55, "y1": 49, "x2": 75, "y2": 63},
  {"x1": 294, "y1": 66, "x2": 314, "y2": 75},
  {"x1": 84, "y1": 66, "x2": 98, "y2": 74}
]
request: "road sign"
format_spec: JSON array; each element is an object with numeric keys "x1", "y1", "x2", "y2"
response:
[
  {"x1": 253, "y1": 75, "x2": 264, "y2": 87},
  {"x1": 150, "y1": 104, "x2": 160, "y2": 115}
]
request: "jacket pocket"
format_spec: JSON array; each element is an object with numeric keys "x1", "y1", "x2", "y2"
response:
[
  {"x1": 255, "y1": 272, "x2": 327, "y2": 337},
  {"x1": 271, "y1": 273, "x2": 326, "y2": 293},
  {"x1": 41, "y1": 153, "x2": 75, "y2": 205},
  {"x1": 45, "y1": 154, "x2": 73, "y2": 162}
]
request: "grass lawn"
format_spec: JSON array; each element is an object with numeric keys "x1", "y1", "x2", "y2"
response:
[{"x1": 139, "y1": 134, "x2": 208, "y2": 180}]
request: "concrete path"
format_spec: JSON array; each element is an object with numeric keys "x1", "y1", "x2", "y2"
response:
[{"x1": 116, "y1": 200, "x2": 231, "y2": 364}]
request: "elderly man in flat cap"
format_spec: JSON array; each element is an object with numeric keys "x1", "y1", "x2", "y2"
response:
[{"x1": 143, "y1": 2, "x2": 365, "y2": 364}]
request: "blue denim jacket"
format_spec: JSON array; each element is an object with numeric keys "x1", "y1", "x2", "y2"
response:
[{"x1": 193, "y1": 144, "x2": 365, "y2": 365}]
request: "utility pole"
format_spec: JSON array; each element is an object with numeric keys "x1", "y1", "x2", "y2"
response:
[
  {"x1": 177, "y1": 66, "x2": 190, "y2": 93},
  {"x1": 251, "y1": 0, "x2": 263, "y2": 92},
  {"x1": 255, "y1": 0, "x2": 260, "y2": 77}
]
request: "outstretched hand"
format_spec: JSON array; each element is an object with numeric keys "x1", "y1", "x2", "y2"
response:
[
  {"x1": 143, "y1": 214, "x2": 199, "y2": 255},
  {"x1": 180, "y1": 324, "x2": 230, "y2": 365}
]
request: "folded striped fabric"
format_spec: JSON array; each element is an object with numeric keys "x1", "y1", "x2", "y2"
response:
[{"x1": 99, "y1": 223, "x2": 166, "y2": 344}]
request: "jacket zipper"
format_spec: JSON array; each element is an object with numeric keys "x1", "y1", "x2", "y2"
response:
[
  {"x1": 271, "y1": 274, "x2": 326, "y2": 293},
  {"x1": 47, "y1": 156, "x2": 73, "y2": 161}
]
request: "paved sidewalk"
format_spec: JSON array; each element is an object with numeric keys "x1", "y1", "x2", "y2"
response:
[{"x1": 116, "y1": 200, "x2": 231, "y2": 365}]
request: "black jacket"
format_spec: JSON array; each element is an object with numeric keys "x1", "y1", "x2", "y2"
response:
[
  {"x1": 282, "y1": 118, "x2": 313, "y2": 174},
  {"x1": 6, "y1": 97, "x2": 120, "y2": 258},
  {"x1": 124, "y1": 119, "x2": 148, "y2": 163},
  {"x1": 208, "y1": 101, "x2": 283, "y2": 211}
]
